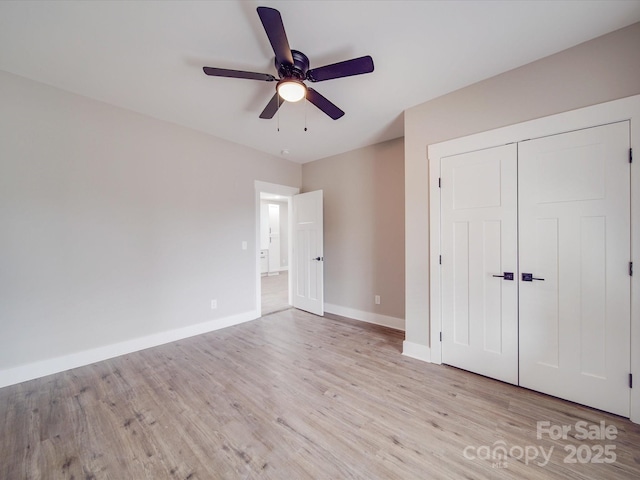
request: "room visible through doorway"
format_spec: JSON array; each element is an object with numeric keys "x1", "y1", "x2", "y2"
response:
[{"x1": 259, "y1": 192, "x2": 291, "y2": 315}]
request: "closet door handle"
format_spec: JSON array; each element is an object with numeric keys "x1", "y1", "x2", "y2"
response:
[
  {"x1": 522, "y1": 273, "x2": 544, "y2": 282},
  {"x1": 492, "y1": 272, "x2": 514, "y2": 280}
]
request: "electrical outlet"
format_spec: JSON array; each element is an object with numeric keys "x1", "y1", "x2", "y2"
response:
[
  {"x1": 375, "y1": 295, "x2": 381, "y2": 305},
  {"x1": 211, "y1": 299, "x2": 217, "y2": 310}
]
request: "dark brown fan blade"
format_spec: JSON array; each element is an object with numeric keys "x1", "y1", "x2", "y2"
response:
[
  {"x1": 203, "y1": 67, "x2": 276, "y2": 82},
  {"x1": 306, "y1": 88, "x2": 344, "y2": 120},
  {"x1": 307, "y1": 55, "x2": 374, "y2": 83},
  {"x1": 257, "y1": 7, "x2": 294, "y2": 67},
  {"x1": 259, "y1": 93, "x2": 282, "y2": 119}
]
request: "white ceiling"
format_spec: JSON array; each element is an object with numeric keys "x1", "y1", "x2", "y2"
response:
[{"x1": 1, "y1": 1, "x2": 639, "y2": 164}]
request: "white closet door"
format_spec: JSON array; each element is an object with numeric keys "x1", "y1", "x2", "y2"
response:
[
  {"x1": 519, "y1": 122, "x2": 631, "y2": 416},
  {"x1": 441, "y1": 144, "x2": 519, "y2": 384}
]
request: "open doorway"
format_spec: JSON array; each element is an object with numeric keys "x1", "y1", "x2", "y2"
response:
[
  {"x1": 260, "y1": 193, "x2": 291, "y2": 315},
  {"x1": 254, "y1": 181, "x2": 299, "y2": 317}
]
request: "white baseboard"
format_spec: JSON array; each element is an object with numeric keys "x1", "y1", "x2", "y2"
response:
[
  {"x1": 324, "y1": 303, "x2": 405, "y2": 331},
  {"x1": 0, "y1": 310, "x2": 258, "y2": 389},
  {"x1": 402, "y1": 341, "x2": 431, "y2": 363}
]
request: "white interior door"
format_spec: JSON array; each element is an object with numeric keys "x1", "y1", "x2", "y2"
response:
[
  {"x1": 292, "y1": 190, "x2": 324, "y2": 316},
  {"x1": 519, "y1": 122, "x2": 631, "y2": 416},
  {"x1": 441, "y1": 144, "x2": 519, "y2": 384}
]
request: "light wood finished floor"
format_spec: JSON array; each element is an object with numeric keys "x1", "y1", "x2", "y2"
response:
[
  {"x1": 261, "y1": 271, "x2": 289, "y2": 316},
  {"x1": 1, "y1": 309, "x2": 639, "y2": 479}
]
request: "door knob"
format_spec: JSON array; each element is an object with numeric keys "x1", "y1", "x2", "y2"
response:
[
  {"x1": 522, "y1": 273, "x2": 544, "y2": 282},
  {"x1": 492, "y1": 272, "x2": 514, "y2": 280},
  {"x1": 312, "y1": 257, "x2": 324, "y2": 261}
]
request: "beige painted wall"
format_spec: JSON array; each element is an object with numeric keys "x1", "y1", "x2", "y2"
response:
[
  {"x1": 405, "y1": 22, "x2": 640, "y2": 349},
  {"x1": 0, "y1": 70, "x2": 301, "y2": 370},
  {"x1": 302, "y1": 138, "x2": 405, "y2": 323}
]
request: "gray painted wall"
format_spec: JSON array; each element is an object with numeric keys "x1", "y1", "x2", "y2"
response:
[
  {"x1": 405, "y1": 22, "x2": 640, "y2": 348},
  {"x1": 303, "y1": 138, "x2": 405, "y2": 322},
  {"x1": 0, "y1": 70, "x2": 301, "y2": 370}
]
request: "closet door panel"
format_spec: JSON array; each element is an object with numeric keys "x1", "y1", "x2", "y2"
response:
[
  {"x1": 441, "y1": 144, "x2": 518, "y2": 385},
  {"x1": 519, "y1": 121, "x2": 631, "y2": 417}
]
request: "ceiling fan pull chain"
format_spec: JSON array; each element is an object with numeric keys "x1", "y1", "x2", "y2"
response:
[
  {"x1": 277, "y1": 95, "x2": 280, "y2": 132},
  {"x1": 304, "y1": 96, "x2": 308, "y2": 132}
]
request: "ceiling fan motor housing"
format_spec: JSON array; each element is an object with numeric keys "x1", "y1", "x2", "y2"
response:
[{"x1": 277, "y1": 50, "x2": 309, "y2": 80}]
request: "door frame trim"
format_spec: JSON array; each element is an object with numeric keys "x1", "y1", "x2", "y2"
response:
[{"x1": 427, "y1": 94, "x2": 640, "y2": 422}]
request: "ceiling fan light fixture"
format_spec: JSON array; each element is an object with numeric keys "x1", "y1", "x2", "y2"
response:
[{"x1": 277, "y1": 79, "x2": 306, "y2": 102}]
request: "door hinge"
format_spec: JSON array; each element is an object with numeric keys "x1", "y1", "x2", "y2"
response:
[
  {"x1": 630, "y1": 373, "x2": 633, "y2": 389},
  {"x1": 439, "y1": 331, "x2": 442, "y2": 342},
  {"x1": 630, "y1": 147, "x2": 633, "y2": 164},
  {"x1": 630, "y1": 261, "x2": 634, "y2": 277},
  {"x1": 439, "y1": 255, "x2": 442, "y2": 265},
  {"x1": 438, "y1": 177, "x2": 441, "y2": 188}
]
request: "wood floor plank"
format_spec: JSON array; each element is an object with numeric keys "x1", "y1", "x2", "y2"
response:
[
  {"x1": 261, "y1": 272, "x2": 289, "y2": 316},
  {"x1": 2, "y1": 309, "x2": 640, "y2": 479}
]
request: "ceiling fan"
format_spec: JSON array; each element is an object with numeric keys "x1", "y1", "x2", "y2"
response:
[{"x1": 203, "y1": 6, "x2": 374, "y2": 120}]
